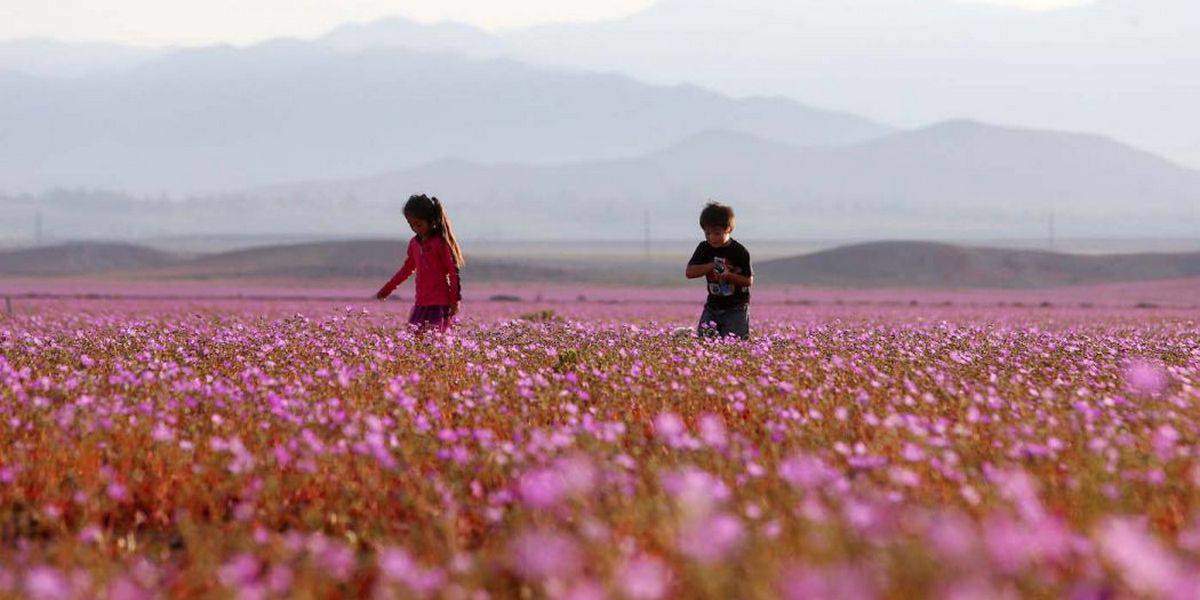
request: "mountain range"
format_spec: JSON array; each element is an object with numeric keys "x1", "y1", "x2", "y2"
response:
[
  {"x1": 5, "y1": 0, "x2": 1198, "y2": 168},
  {"x1": 3, "y1": 119, "x2": 1198, "y2": 242},
  {"x1": 0, "y1": 40, "x2": 886, "y2": 193},
  {"x1": 239, "y1": 120, "x2": 1200, "y2": 240},
  {"x1": 2, "y1": 3, "x2": 1198, "y2": 243}
]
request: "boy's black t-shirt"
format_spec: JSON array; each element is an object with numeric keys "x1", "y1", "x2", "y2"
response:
[{"x1": 688, "y1": 239, "x2": 752, "y2": 309}]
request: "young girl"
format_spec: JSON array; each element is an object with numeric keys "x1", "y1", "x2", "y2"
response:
[{"x1": 375, "y1": 194, "x2": 465, "y2": 331}]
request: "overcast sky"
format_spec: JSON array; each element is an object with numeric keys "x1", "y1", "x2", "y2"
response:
[{"x1": 4, "y1": 0, "x2": 1091, "y2": 45}]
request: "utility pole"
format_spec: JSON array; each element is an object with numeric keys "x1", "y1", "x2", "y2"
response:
[
  {"x1": 643, "y1": 208, "x2": 651, "y2": 260},
  {"x1": 1047, "y1": 204, "x2": 1056, "y2": 251}
]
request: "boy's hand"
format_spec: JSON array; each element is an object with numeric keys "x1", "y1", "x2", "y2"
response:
[{"x1": 685, "y1": 262, "x2": 717, "y2": 279}]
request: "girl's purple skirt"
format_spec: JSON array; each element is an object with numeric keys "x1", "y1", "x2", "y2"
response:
[{"x1": 409, "y1": 305, "x2": 454, "y2": 331}]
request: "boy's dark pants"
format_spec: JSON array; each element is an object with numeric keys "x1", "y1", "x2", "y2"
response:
[{"x1": 697, "y1": 304, "x2": 750, "y2": 339}]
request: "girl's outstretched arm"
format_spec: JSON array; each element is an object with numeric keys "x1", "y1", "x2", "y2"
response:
[{"x1": 376, "y1": 246, "x2": 416, "y2": 299}]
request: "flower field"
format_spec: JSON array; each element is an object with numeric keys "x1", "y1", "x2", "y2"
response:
[{"x1": 2, "y1": 296, "x2": 1199, "y2": 598}]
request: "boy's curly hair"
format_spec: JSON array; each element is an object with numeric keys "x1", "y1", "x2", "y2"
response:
[{"x1": 699, "y1": 202, "x2": 735, "y2": 230}]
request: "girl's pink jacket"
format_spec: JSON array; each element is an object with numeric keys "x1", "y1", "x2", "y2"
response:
[{"x1": 376, "y1": 235, "x2": 461, "y2": 306}]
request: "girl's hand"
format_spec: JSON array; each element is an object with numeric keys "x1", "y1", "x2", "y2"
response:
[
  {"x1": 449, "y1": 302, "x2": 460, "y2": 317},
  {"x1": 375, "y1": 290, "x2": 388, "y2": 300}
]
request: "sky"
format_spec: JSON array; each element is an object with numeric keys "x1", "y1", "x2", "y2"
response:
[{"x1": 4, "y1": 0, "x2": 1092, "y2": 46}]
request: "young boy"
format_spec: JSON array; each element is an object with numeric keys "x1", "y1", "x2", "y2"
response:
[{"x1": 685, "y1": 202, "x2": 753, "y2": 339}]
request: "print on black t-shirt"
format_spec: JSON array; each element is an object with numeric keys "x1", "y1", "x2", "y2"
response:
[
  {"x1": 711, "y1": 256, "x2": 731, "y2": 296},
  {"x1": 688, "y1": 239, "x2": 752, "y2": 309}
]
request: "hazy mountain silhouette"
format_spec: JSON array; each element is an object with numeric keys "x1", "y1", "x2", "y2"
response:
[
  {"x1": 0, "y1": 39, "x2": 888, "y2": 193},
  {"x1": 299, "y1": 4, "x2": 1200, "y2": 169},
  {"x1": 4, "y1": 119, "x2": 1197, "y2": 242},
  {"x1": 9, "y1": 1, "x2": 1198, "y2": 167},
  {"x1": 499, "y1": 0, "x2": 1200, "y2": 167},
  {"x1": 233, "y1": 120, "x2": 1200, "y2": 240}
]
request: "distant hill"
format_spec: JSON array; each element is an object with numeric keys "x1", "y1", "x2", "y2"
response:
[
  {"x1": 155, "y1": 240, "x2": 578, "y2": 282},
  {"x1": 0, "y1": 240, "x2": 587, "y2": 282},
  {"x1": 0, "y1": 242, "x2": 176, "y2": 276},
  {"x1": 6, "y1": 240, "x2": 1200, "y2": 289},
  {"x1": 757, "y1": 241, "x2": 1200, "y2": 288}
]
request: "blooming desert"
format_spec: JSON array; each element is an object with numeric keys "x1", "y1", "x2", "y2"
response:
[{"x1": 1, "y1": 298, "x2": 1198, "y2": 598}]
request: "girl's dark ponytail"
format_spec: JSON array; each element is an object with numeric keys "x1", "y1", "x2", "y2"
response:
[{"x1": 433, "y1": 197, "x2": 465, "y2": 268}]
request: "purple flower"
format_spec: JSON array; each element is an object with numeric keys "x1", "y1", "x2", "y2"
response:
[
  {"x1": 678, "y1": 513, "x2": 744, "y2": 563},
  {"x1": 778, "y1": 454, "x2": 833, "y2": 489},
  {"x1": 1153, "y1": 424, "x2": 1180, "y2": 459},
  {"x1": 781, "y1": 564, "x2": 878, "y2": 600},
  {"x1": 654, "y1": 412, "x2": 686, "y2": 443},
  {"x1": 697, "y1": 413, "x2": 728, "y2": 449},
  {"x1": 1096, "y1": 518, "x2": 1187, "y2": 596},
  {"x1": 619, "y1": 555, "x2": 671, "y2": 600},
  {"x1": 992, "y1": 469, "x2": 1045, "y2": 523},
  {"x1": 518, "y1": 456, "x2": 596, "y2": 509},
  {"x1": 510, "y1": 529, "x2": 581, "y2": 580},
  {"x1": 218, "y1": 553, "x2": 261, "y2": 588},
  {"x1": 900, "y1": 443, "x2": 925, "y2": 462},
  {"x1": 315, "y1": 541, "x2": 356, "y2": 581},
  {"x1": 927, "y1": 513, "x2": 978, "y2": 562},
  {"x1": 24, "y1": 567, "x2": 69, "y2": 600},
  {"x1": 378, "y1": 547, "x2": 445, "y2": 596},
  {"x1": 1123, "y1": 359, "x2": 1168, "y2": 396},
  {"x1": 151, "y1": 423, "x2": 175, "y2": 442},
  {"x1": 563, "y1": 579, "x2": 606, "y2": 600},
  {"x1": 554, "y1": 455, "x2": 597, "y2": 496},
  {"x1": 107, "y1": 577, "x2": 150, "y2": 600},
  {"x1": 106, "y1": 482, "x2": 129, "y2": 503},
  {"x1": 518, "y1": 468, "x2": 566, "y2": 509},
  {"x1": 661, "y1": 467, "x2": 730, "y2": 517}
]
